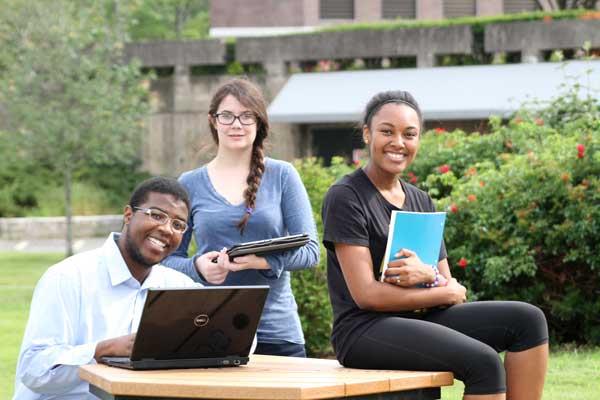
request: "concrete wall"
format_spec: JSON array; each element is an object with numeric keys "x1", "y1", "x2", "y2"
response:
[
  {"x1": 236, "y1": 25, "x2": 472, "y2": 68},
  {"x1": 0, "y1": 216, "x2": 122, "y2": 240},
  {"x1": 485, "y1": 19, "x2": 600, "y2": 62},
  {"x1": 125, "y1": 40, "x2": 226, "y2": 67}
]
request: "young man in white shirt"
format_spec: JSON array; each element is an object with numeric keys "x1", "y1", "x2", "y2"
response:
[{"x1": 14, "y1": 177, "x2": 219, "y2": 399}]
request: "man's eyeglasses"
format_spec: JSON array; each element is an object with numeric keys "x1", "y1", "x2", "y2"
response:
[
  {"x1": 213, "y1": 112, "x2": 257, "y2": 126},
  {"x1": 132, "y1": 207, "x2": 188, "y2": 233}
]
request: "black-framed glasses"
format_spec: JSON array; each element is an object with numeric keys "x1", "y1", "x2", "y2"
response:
[
  {"x1": 132, "y1": 206, "x2": 188, "y2": 233},
  {"x1": 213, "y1": 112, "x2": 257, "y2": 126}
]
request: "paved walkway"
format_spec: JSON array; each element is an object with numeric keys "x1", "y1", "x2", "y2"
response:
[{"x1": 0, "y1": 238, "x2": 106, "y2": 253}]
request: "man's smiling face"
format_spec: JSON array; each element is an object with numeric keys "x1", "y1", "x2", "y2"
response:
[{"x1": 121, "y1": 192, "x2": 188, "y2": 271}]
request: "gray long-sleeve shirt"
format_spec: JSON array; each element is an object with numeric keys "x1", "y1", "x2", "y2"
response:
[{"x1": 163, "y1": 158, "x2": 319, "y2": 344}]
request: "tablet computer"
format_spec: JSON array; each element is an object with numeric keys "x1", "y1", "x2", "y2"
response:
[{"x1": 227, "y1": 233, "x2": 310, "y2": 259}]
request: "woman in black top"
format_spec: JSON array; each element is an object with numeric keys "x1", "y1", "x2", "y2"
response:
[{"x1": 322, "y1": 91, "x2": 549, "y2": 400}]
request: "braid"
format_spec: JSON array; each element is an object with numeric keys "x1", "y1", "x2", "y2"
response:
[{"x1": 237, "y1": 143, "x2": 265, "y2": 234}]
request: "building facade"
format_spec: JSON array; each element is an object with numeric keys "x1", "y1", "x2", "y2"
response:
[{"x1": 210, "y1": 0, "x2": 542, "y2": 37}]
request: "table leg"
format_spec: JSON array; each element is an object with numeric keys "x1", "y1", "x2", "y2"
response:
[
  {"x1": 342, "y1": 387, "x2": 441, "y2": 400},
  {"x1": 90, "y1": 385, "x2": 441, "y2": 400}
]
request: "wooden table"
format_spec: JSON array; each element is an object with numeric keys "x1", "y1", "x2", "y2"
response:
[{"x1": 80, "y1": 355, "x2": 453, "y2": 400}]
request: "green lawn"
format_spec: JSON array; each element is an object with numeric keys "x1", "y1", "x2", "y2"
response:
[
  {"x1": 0, "y1": 252, "x2": 63, "y2": 400},
  {"x1": 2, "y1": 252, "x2": 599, "y2": 399}
]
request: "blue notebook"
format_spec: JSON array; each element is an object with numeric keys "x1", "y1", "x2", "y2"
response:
[{"x1": 379, "y1": 211, "x2": 447, "y2": 281}]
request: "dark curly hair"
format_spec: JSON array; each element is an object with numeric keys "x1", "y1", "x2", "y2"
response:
[
  {"x1": 128, "y1": 176, "x2": 190, "y2": 211},
  {"x1": 362, "y1": 90, "x2": 423, "y2": 129}
]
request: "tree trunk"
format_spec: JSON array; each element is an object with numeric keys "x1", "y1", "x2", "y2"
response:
[{"x1": 64, "y1": 167, "x2": 74, "y2": 257}]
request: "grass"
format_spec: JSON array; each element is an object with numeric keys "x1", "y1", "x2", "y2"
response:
[
  {"x1": 441, "y1": 347, "x2": 600, "y2": 399},
  {"x1": 2, "y1": 252, "x2": 599, "y2": 399},
  {"x1": 0, "y1": 252, "x2": 63, "y2": 399}
]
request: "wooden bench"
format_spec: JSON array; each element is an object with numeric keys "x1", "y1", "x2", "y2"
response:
[{"x1": 79, "y1": 354, "x2": 453, "y2": 399}]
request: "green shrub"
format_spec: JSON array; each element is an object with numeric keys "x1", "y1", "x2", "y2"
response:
[
  {"x1": 437, "y1": 127, "x2": 600, "y2": 344},
  {"x1": 292, "y1": 157, "x2": 353, "y2": 357},
  {"x1": 25, "y1": 182, "x2": 118, "y2": 217},
  {"x1": 0, "y1": 147, "x2": 150, "y2": 217},
  {"x1": 413, "y1": 86, "x2": 600, "y2": 344}
]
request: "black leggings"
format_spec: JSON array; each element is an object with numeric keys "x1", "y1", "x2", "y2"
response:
[{"x1": 343, "y1": 301, "x2": 548, "y2": 395}]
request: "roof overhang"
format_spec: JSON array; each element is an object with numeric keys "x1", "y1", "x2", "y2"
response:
[{"x1": 268, "y1": 60, "x2": 600, "y2": 123}]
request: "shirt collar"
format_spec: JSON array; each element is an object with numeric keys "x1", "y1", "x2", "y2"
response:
[
  {"x1": 103, "y1": 232, "x2": 165, "y2": 289},
  {"x1": 103, "y1": 233, "x2": 135, "y2": 287}
]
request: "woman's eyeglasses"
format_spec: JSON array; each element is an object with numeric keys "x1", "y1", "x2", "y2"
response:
[{"x1": 213, "y1": 112, "x2": 257, "y2": 126}]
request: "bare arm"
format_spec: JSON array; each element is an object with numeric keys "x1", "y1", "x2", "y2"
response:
[
  {"x1": 438, "y1": 258, "x2": 452, "y2": 280},
  {"x1": 335, "y1": 243, "x2": 466, "y2": 312}
]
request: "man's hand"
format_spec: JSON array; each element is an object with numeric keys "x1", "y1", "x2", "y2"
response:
[
  {"x1": 383, "y1": 249, "x2": 436, "y2": 287},
  {"x1": 196, "y1": 251, "x2": 228, "y2": 284},
  {"x1": 94, "y1": 333, "x2": 135, "y2": 361}
]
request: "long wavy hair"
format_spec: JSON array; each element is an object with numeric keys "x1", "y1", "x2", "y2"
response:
[{"x1": 208, "y1": 78, "x2": 269, "y2": 234}]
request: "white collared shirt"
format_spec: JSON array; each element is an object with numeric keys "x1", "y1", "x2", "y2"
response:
[{"x1": 14, "y1": 233, "x2": 198, "y2": 399}]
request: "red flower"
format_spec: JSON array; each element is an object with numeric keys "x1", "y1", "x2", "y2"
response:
[
  {"x1": 467, "y1": 194, "x2": 477, "y2": 202},
  {"x1": 449, "y1": 204, "x2": 459, "y2": 213},
  {"x1": 543, "y1": 15, "x2": 553, "y2": 23},
  {"x1": 438, "y1": 164, "x2": 451, "y2": 174},
  {"x1": 577, "y1": 144, "x2": 585, "y2": 159},
  {"x1": 479, "y1": 180, "x2": 485, "y2": 187},
  {"x1": 535, "y1": 118, "x2": 544, "y2": 126},
  {"x1": 407, "y1": 171, "x2": 418, "y2": 184},
  {"x1": 457, "y1": 258, "x2": 468, "y2": 269},
  {"x1": 434, "y1": 127, "x2": 446, "y2": 134},
  {"x1": 513, "y1": 117, "x2": 523, "y2": 125}
]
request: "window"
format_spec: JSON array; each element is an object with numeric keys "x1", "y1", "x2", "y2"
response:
[
  {"x1": 443, "y1": 0, "x2": 476, "y2": 18},
  {"x1": 504, "y1": 0, "x2": 541, "y2": 13},
  {"x1": 320, "y1": 0, "x2": 354, "y2": 19},
  {"x1": 382, "y1": 0, "x2": 416, "y2": 19}
]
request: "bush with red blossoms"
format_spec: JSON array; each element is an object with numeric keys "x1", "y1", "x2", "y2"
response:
[{"x1": 406, "y1": 80, "x2": 600, "y2": 345}]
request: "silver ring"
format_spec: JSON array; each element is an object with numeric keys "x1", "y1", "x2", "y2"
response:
[{"x1": 396, "y1": 276, "x2": 401, "y2": 284}]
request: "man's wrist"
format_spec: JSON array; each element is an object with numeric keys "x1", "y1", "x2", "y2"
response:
[{"x1": 94, "y1": 339, "x2": 110, "y2": 361}]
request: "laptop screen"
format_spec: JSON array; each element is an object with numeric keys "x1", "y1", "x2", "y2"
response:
[{"x1": 131, "y1": 286, "x2": 269, "y2": 361}]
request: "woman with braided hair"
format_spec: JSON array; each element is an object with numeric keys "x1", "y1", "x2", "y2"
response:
[
  {"x1": 322, "y1": 90, "x2": 549, "y2": 399},
  {"x1": 164, "y1": 78, "x2": 319, "y2": 357}
]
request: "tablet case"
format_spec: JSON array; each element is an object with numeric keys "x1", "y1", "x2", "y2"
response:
[{"x1": 227, "y1": 233, "x2": 310, "y2": 259}]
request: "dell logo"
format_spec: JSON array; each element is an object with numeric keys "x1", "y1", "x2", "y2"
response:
[{"x1": 194, "y1": 314, "x2": 209, "y2": 327}]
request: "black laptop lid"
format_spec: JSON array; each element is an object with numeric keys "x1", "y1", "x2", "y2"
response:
[{"x1": 130, "y1": 286, "x2": 269, "y2": 361}]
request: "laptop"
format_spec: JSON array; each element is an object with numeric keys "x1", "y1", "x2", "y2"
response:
[{"x1": 100, "y1": 285, "x2": 269, "y2": 370}]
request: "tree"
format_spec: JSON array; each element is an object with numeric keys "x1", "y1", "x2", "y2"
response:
[
  {"x1": 0, "y1": 0, "x2": 150, "y2": 256},
  {"x1": 129, "y1": 0, "x2": 209, "y2": 40}
]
